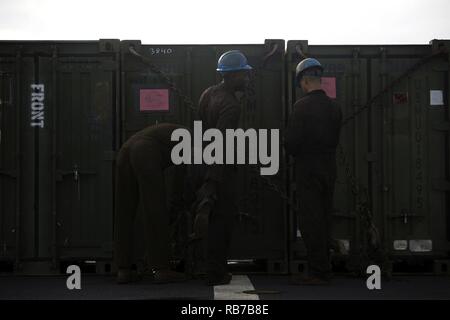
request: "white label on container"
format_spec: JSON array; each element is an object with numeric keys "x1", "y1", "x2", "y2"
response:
[
  {"x1": 393, "y1": 240, "x2": 408, "y2": 250},
  {"x1": 430, "y1": 90, "x2": 444, "y2": 106},
  {"x1": 409, "y1": 240, "x2": 432, "y2": 252}
]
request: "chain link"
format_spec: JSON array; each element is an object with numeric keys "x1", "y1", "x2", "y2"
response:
[
  {"x1": 333, "y1": 50, "x2": 447, "y2": 267},
  {"x1": 129, "y1": 46, "x2": 197, "y2": 112}
]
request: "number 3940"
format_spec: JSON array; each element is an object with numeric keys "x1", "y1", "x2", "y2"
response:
[{"x1": 150, "y1": 48, "x2": 173, "y2": 55}]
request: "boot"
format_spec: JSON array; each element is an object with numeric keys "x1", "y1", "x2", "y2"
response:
[
  {"x1": 116, "y1": 269, "x2": 140, "y2": 284},
  {"x1": 152, "y1": 269, "x2": 187, "y2": 284},
  {"x1": 206, "y1": 272, "x2": 232, "y2": 286}
]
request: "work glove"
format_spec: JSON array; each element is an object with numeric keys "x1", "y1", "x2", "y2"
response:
[
  {"x1": 191, "y1": 199, "x2": 212, "y2": 240},
  {"x1": 190, "y1": 180, "x2": 218, "y2": 240},
  {"x1": 195, "y1": 180, "x2": 218, "y2": 204}
]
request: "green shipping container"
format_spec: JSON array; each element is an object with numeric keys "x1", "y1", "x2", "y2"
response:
[
  {"x1": 119, "y1": 40, "x2": 288, "y2": 273},
  {"x1": 1, "y1": 38, "x2": 448, "y2": 275},
  {"x1": 286, "y1": 39, "x2": 450, "y2": 273},
  {"x1": 1, "y1": 40, "x2": 119, "y2": 274},
  {"x1": 370, "y1": 40, "x2": 450, "y2": 260}
]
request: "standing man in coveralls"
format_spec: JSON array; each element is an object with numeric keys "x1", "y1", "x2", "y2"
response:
[
  {"x1": 285, "y1": 58, "x2": 342, "y2": 285},
  {"x1": 195, "y1": 50, "x2": 253, "y2": 286}
]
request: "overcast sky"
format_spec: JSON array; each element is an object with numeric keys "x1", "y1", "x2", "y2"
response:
[{"x1": 0, "y1": 0, "x2": 449, "y2": 45}]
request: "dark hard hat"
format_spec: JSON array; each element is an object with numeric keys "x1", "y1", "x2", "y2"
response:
[
  {"x1": 295, "y1": 58, "x2": 323, "y2": 83},
  {"x1": 217, "y1": 50, "x2": 253, "y2": 73}
]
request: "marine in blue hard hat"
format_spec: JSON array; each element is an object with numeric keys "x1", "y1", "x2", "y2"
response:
[
  {"x1": 189, "y1": 50, "x2": 253, "y2": 286},
  {"x1": 216, "y1": 50, "x2": 253, "y2": 73},
  {"x1": 295, "y1": 57, "x2": 324, "y2": 85},
  {"x1": 216, "y1": 50, "x2": 253, "y2": 91},
  {"x1": 285, "y1": 56, "x2": 343, "y2": 286}
]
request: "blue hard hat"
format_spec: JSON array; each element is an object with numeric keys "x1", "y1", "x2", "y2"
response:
[
  {"x1": 295, "y1": 58, "x2": 323, "y2": 82},
  {"x1": 216, "y1": 50, "x2": 253, "y2": 73}
]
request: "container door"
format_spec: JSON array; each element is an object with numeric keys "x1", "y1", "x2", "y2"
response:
[
  {"x1": 0, "y1": 45, "x2": 36, "y2": 270},
  {"x1": 371, "y1": 42, "x2": 450, "y2": 258},
  {"x1": 38, "y1": 43, "x2": 118, "y2": 263}
]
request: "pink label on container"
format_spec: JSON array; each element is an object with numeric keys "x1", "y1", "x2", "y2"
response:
[
  {"x1": 321, "y1": 77, "x2": 337, "y2": 99},
  {"x1": 140, "y1": 89, "x2": 169, "y2": 111}
]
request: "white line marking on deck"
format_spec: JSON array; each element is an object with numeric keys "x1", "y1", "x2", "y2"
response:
[{"x1": 214, "y1": 275, "x2": 259, "y2": 300}]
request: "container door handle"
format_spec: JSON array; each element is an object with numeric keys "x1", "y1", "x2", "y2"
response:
[{"x1": 73, "y1": 164, "x2": 80, "y2": 200}]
